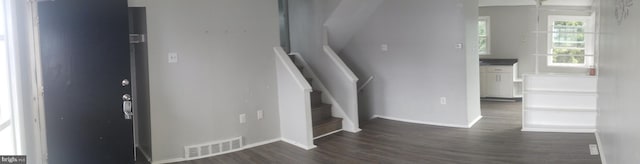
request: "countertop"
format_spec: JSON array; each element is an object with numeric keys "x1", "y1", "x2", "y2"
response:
[{"x1": 480, "y1": 59, "x2": 518, "y2": 66}]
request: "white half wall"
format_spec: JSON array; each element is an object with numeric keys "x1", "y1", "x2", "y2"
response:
[{"x1": 274, "y1": 47, "x2": 315, "y2": 150}]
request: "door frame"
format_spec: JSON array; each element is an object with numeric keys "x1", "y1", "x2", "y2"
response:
[{"x1": 24, "y1": 1, "x2": 48, "y2": 163}]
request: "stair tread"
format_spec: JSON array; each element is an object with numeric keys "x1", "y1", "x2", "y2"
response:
[{"x1": 313, "y1": 117, "x2": 342, "y2": 127}]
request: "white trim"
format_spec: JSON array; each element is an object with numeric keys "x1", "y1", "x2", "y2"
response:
[
  {"x1": 594, "y1": 131, "x2": 607, "y2": 164},
  {"x1": 136, "y1": 146, "x2": 152, "y2": 162},
  {"x1": 521, "y1": 128, "x2": 595, "y2": 133},
  {"x1": 26, "y1": 1, "x2": 47, "y2": 163},
  {"x1": 152, "y1": 138, "x2": 282, "y2": 164},
  {"x1": 313, "y1": 129, "x2": 342, "y2": 140},
  {"x1": 280, "y1": 138, "x2": 317, "y2": 150},
  {"x1": 357, "y1": 76, "x2": 374, "y2": 92},
  {"x1": 546, "y1": 15, "x2": 595, "y2": 68},
  {"x1": 274, "y1": 47, "x2": 312, "y2": 92},
  {"x1": 322, "y1": 46, "x2": 358, "y2": 82},
  {"x1": 291, "y1": 53, "x2": 361, "y2": 133},
  {"x1": 372, "y1": 115, "x2": 471, "y2": 128},
  {"x1": 521, "y1": 124, "x2": 595, "y2": 133},
  {"x1": 468, "y1": 116, "x2": 483, "y2": 128},
  {"x1": 478, "y1": 16, "x2": 491, "y2": 55}
]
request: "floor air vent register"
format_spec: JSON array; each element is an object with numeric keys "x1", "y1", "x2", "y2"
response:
[{"x1": 184, "y1": 137, "x2": 243, "y2": 160}]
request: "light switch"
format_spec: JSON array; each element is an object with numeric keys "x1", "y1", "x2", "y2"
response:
[
  {"x1": 381, "y1": 44, "x2": 389, "y2": 52},
  {"x1": 168, "y1": 52, "x2": 178, "y2": 63}
]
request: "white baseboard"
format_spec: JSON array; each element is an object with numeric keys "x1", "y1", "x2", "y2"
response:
[
  {"x1": 372, "y1": 115, "x2": 470, "y2": 128},
  {"x1": 137, "y1": 146, "x2": 152, "y2": 162},
  {"x1": 151, "y1": 138, "x2": 281, "y2": 164},
  {"x1": 313, "y1": 129, "x2": 342, "y2": 140},
  {"x1": 344, "y1": 128, "x2": 362, "y2": 133},
  {"x1": 520, "y1": 128, "x2": 596, "y2": 133},
  {"x1": 468, "y1": 116, "x2": 483, "y2": 128},
  {"x1": 281, "y1": 138, "x2": 317, "y2": 150},
  {"x1": 595, "y1": 131, "x2": 607, "y2": 164}
]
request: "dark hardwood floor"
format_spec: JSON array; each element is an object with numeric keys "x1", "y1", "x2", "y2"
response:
[{"x1": 151, "y1": 101, "x2": 600, "y2": 164}]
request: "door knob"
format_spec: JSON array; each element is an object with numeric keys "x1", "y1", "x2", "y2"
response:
[
  {"x1": 122, "y1": 94, "x2": 132, "y2": 101},
  {"x1": 122, "y1": 79, "x2": 130, "y2": 87}
]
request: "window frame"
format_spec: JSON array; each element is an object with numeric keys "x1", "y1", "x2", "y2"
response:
[
  {"x1": 546, "y1": 15, "x2": 595, "y2": 67},
  {"x1": 478, "y1": 16, "x2": 490, "y2": 55}
]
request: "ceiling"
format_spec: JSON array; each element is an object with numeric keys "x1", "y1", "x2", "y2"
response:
[{"x1": 479, "y1": 0, "x2": 594, "y2": 7}]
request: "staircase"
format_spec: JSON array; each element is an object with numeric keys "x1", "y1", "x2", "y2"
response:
[{"x1": 289, "y1": 55, "x2": 343, "y2": 138}]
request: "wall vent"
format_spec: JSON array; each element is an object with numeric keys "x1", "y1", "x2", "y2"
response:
[{"x1": 184, "y1": 137, "x2": 243, "y2": 160}]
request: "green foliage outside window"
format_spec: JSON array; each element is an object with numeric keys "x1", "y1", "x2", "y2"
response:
[{"x1": 551, "y1": 21, "x2": 586, "y2": 64}]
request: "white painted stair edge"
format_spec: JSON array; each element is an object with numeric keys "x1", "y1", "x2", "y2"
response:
[{"x1": 291, "y1": 52, "x2": 361, "y2": 133}]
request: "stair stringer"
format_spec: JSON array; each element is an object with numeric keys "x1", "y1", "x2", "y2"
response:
[{"x1": 291, "y1": 53, "x2": 361, "y2": 133}]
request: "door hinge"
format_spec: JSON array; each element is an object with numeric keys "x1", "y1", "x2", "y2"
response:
[{"x1": 129, "y1": 34, "x2": 146, "y2": 44}]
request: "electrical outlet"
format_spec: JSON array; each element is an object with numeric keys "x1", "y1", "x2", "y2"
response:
[
  {"x1": 239, "y1": 114, "x2": 246, "y2": 123},
  {"x1": 257, "y1": 110, "x2": 263, "y2": 120},
  {"x1": 455, "y1": 43, "x2": 463, "y2": 49},
  {"x1": 440, "y1": 97, "x2": 447, "y2": 105},
  {"x1": 168, "y1": 52, "x2": 178, "y2": 63}
]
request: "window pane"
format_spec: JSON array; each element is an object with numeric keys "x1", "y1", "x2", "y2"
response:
[
  {"x1": 552, "y1": 48, "x2": 585, "y2": 55},
  {"x1": 554, "y1": 21, "x2": 584, "y2": 26},
  {"x1": 553, "y1": 56, "x2": 585, "y2": 64},
  {"x1": 479, "y1": 37, "x2": 487, "y2": 54},
  {"x1": 553, "y1": 33, "x2": 584, "y2": 42},
  {"x1": 478, "y1": 21, "x2": 486, "y2": 36}
]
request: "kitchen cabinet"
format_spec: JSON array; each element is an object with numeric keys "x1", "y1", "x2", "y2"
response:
[{"x1": 480, "y1": 64, "x2": 518, "y2": 98}]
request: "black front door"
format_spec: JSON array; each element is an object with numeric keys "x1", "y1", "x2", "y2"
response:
[{"x1": 38, "y1": 0, "x2": 133, "y2": 163}]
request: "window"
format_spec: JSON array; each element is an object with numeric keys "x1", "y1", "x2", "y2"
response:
[
  {"x1": 0, "y1": 0, "x2": 21, "y2": 155},
  {"x1": 478, "y1": 16, "x2": 490, "y2": 55},
  {"x1": 547, "y1": 15, "x2": 595, "y2": 67}
]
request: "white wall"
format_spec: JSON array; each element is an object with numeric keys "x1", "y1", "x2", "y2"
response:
[
  {"x1": 324, "y1": 0, "x2": 384, "y2": 52},
  {"x1": 596, "y1": 0, "x2": 640, "y2": 163},
  {"x1": 144, "y1": 0, "x2": 281, "y2": 161},
  {"x1": 339, "y1": 0, "x2": 480, "y2": 127},
  {"x1": 464, "y1": 0, "x2": 483, "y2": 125},
  {"x1": 479, "y1": 6, "x2": 593, "y2": 76}
]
